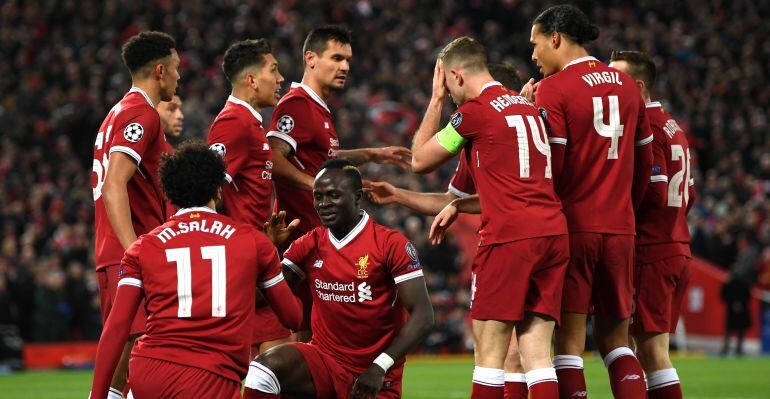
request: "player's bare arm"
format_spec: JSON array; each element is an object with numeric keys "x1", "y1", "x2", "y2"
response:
[
  {"x1": 268, "y1": 136, "x2": 315, "y2": 191},
  {"x1": 101, "y1": 152, "x2": 139, "y2": 249},
  {"x1": 350, "y1": 276, "x2": 434, "y2": 399},
  {"x1": 411, "y1": 60, "x2": 456, "y2": 174},
  {"x1": 90, "y1": 284, "x2": 142, "y2": 399},
  {"x1": 429, "y1": 195, "x2": 480, "y2": 245},
  {"x1": 364, "y1": 180, "x2": 458, "y2": 216},
  {"x1": 337, "y1": 146, "x2": 412, "y2": 169}
]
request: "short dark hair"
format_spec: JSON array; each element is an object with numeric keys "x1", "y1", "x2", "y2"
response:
[
  {"x1": 317, "y1": 158, "x2": 362, "y2": 191},
  {"x1": 121, "y1": 31, "x2": 176, "y2": 74},
  {"x1": 302, "y1": 25, "x2": 351, "y2": 55},
  {"x1": 487, "y1": 62, "x2": 522, "y2": 91},
  {"x1": 610, "y1": 50, "x2": 657, "y2": 91},
  {"x1": 222, "y1": 39, "x2": 273, "y2": 83},
  {"x1": 159, "y1": 140, "x2": 226, "y2": 208},
  {"x1": 439, "y1": 36, "x2": 488, "y2": 72},
  {"x1": 533, "y1": 5, "x2": 599, "y2": 45}
]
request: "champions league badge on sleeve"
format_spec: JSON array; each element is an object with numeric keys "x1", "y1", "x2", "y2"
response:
[
  {"x1": 123, "y1": 123, "x2": 144, "y2": 143},
  {"x1": 405, "y1": 241, "x2": 421, "y2": 269}
]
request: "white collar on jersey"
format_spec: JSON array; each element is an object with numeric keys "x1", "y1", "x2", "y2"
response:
[
  {"x1": 129, "y1": 86, "x2": 155, "y2": 107},
  {"x1": 562, "y1": 56, "x2": 600, "y2": 71},
  {"x1": 227, "y1": 95, "x2": 263, "y2": 123},
  {"x1": 480, "y1": 81, "x2": 503, "y2": 93},
  {"x1": 646, "y1": 101, "x2": 663, "y2": 109},
  {"x1": 328, "y1": 211, "x2": 369, "y2": 250},
  {"x1": 291, "y1": 81, "x2": 331, "y2": 113},
  {"x1": 175, "y1": 206, "x2": 217, "y2": 216}
]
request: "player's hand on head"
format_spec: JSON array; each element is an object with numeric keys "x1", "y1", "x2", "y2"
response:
[
  {"x1": 363, "y1": 180, "x2": 397, "y2": 205},
  {"x1": 429, "y1": 202, "x2": 459, "y2": 245},
  {"x1": 350, "y1": 364, "x2": 385, "y2": 399},
  {"x1": 431, "y1": 59, "x2": 448, "y2": 101},
  {"x1": 371, "y1": 146, "x2": 412, "y2": 170},
  {"x1": 262, "y1": 211, "x2": 300, "y2": 245}
]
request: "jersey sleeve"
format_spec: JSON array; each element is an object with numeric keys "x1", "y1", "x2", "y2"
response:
[
  {"x1": 109, "y1": 107, "x2": 162, "y2": 165},
  {"x1": 650, "y1": 129, "x2": 669, "y2": 183},
  {"x1": 448, "y1": 151, "x2": 476, "y2": 197},
  {"x1": 385, "y1": 232, "x2": 424, "y2": 284},
  {"x1": 266, "y1": 98, "x2": 313, "y2": 154},
  {"x1": 281, "y1": 232, "x2": 314, "y2": 279},
  {"x1": 117, "y1": 236, "x2": 145, "y2": 289},
  {"x1": 254, "y1": 233, "x2": 284, "y2": 289},
  {"x1": 634, "y1": 100, "x2": 653, "y2": 146},
  {"x1": 534, "y1": 81, "x2": 567, "y2": 146},
  {"x1": 208, "y1": 116, "x2": 249, "y2": 184},
  {"x1": 435, "y1": 101, "x2": 484, "y2": 154}
]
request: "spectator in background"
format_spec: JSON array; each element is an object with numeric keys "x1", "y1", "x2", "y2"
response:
[{"x1": 720, "y1": 273, "x2": 752, "y2": 357}]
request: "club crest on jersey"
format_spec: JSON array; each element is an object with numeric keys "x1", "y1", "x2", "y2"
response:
[
  {"x1": 277, "y1": 115, "x2": 294, "y2": 133},
  {"x1": 405, "y1": 242, "x2": 421, "y2": 269},
  {"x1": 356, "y1": 254, "x2": 370, "y2": 279},
  {"x1": 209, "y1": 143, "x2": 226, "y2": 158},
  {"x1": 450, "y1": 112, "x2": 463, "y2": 128},
  {"x1": 123, "y1": 123, "x2": 144, "y2": 143}
]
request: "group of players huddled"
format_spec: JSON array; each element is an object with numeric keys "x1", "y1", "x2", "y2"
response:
[{"x1": 88, "y1": 4, "x2": 694, "y2": 399}]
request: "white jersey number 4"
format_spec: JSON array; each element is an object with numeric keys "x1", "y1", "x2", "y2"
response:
[
  {"x1": 166, "y1": 246, "x2": 227, "y2": 318},
  {"x1": 593, "y1": 95, "x2": 625, "y2": 160}
]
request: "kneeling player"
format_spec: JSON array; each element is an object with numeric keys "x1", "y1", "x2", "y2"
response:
[
  {"x1": 243, "y1": 159, "x2": 434, "y2": 399},
  {"x1": 89, "y1": 141, "x2": 302, "y2": 399}
]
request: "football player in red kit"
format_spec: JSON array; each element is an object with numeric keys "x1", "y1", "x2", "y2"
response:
[
  {"x1": 89, "y1": 141, "x2": 301, "y2": 399},
  {"x1": 523, "y1": 5, "x2": 653, "y2": 399},
  {"x1": 366, "y1": 63, "x2": 532, "y2": 399},
  {"x1": 207, "y1": 38, "x2": 300, "y2": 354},
  {"x1": 91, "y1": 31, "x2": 179, "y2": 398},
  {"x1": 267, "y1": 25, "x2": 411, "y2": 337},
  {"x1": 243, "y1": 159, "x2": 434, "y2": 399},
  {"x1": 411, "y1": 38, "x2": 569, "y2": 399},
  {"x1": 610, "y1": 50, "x2": 695, "y2": 399}
]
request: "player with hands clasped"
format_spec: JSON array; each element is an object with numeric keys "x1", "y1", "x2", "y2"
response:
[
  {"x1": 411, "y1": 37, "x2": 568, "y2": 399},
  {"x1": 243, "y1": 159, "x2": 434, "y2": 399}
]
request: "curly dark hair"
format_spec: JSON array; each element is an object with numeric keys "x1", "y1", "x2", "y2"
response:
[
  {"x1": 488, "y1": 62, "x2": 522, "y2": 91},
  {"x1": 534, "y1": 4, "x2": 599, "y2": 45},
  {"x1": 222, "y1": 38, "x2": 273, "y2": 83},
  {"x1": 302, "y1": 25, "x2": 351, "y2": 55},
  {"x1": 318, "y1": 158, "x2": 362, "y2": 191},
  {"x1": 121, "y1": 31, "x2": 176, "y2": 74},
  {"x1": 159, "y1": 140, "x2": 226, "y2": 208}
]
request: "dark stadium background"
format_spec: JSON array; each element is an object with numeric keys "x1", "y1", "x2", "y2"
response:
[{"x1": 2, "y1": 0, "x2": 770, "y2": 370}]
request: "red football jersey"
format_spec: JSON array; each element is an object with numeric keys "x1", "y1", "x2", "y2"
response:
[
  {"x1": 535, "y1": 56, "x2": 652, "y2": 234},
  {"x1": 267, "y1": 82, "x2": 340, "y2": 244},
  {"x1": 207, "y1": 96, "x2": 274, "y2": 226},
  {"x1": 282, "y1": 212, "x2": 423, "y2": 374},
  {"x1": 636, "y1": 102, "x2": 693, "y2": 263},
  {"x1": 445, "y1": 82, "x2": 567, "y2": 246},
  {"x1": 119, "y1": 207, "x2": 284, "y2": 383},
  {"x1": 92, "y1": 87, "x2": 172, "y2": 270},
  {"x1": 448, "y1": 149, "x2": 476, "y2": 198}
]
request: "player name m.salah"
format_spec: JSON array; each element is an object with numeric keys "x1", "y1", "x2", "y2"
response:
[{"x1": 156, "y1": 219, "x2": 237, "y2": 243}]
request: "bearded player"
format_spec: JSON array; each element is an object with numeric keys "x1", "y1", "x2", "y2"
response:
[
  {"x1": 158, "y1": 95, "x2": 184, "y2": 139},
  {"x1": 412, "y1": 37, "x2": 569, "y2": 399},
  {"x1": 524, "y1": 5, "x2": 653, "y2": 398},
  {"x1": 367, "y1": 62, "x2": 532, "y2": 399},
  {"x1": 207, "y1": 38, "x2": 300, "y2": 355},
  {"x1": 243, "y1": 159, "x2": 434, "y2": 399},
  {"x1": 89, "y1": 141, "x2": 302, "y2": 399},
  {"x1": 92, "y1": 31, "x2": 179, "y2": 398},
  {"x1": 610, "y1": 50, "x2": 695, "y2": 399}
]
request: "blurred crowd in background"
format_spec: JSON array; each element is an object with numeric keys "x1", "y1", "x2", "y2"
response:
[{"x1": 2, "y1": 0, "x2": 770, "y2": 353}]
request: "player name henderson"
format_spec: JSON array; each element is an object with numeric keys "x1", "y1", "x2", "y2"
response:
[{"x1": 157, "y1": 220, "x2": 236, "y2": 243}]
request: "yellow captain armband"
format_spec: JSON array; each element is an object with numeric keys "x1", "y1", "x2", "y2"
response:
[{"x1": 435, "y1": 122, "x2": 467, "y2": 154}]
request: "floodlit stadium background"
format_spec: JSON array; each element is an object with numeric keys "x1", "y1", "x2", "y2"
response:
[{"x1": 1, "y1": 0, "x2": 770, "y2": 397}]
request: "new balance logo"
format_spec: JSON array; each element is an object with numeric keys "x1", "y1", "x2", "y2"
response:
[
  {"x1": 570, "y1": 391, "x2": 587, "y2": 398},
  {"x1": 313, "y1": 259, "x2": 323, "y2": 268},
  {"x1": 621, "y1": 374, "x2": 641, "y2": 382}
]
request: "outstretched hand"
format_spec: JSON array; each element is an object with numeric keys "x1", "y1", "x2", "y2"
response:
[
  {"x1": 363, "y1": 180, "x2": 398, "y2": 205},
  {"x1": 262, "y1": 211, "x2": 300, "y2": 245},
  {"x1": 429, "y1": 202, "x2": 459, "y2": 245},
  {"x1": 350, "y1": 364, "x2": 386, "y2": 399},
  {"x1": 370, "y1": 146, "x2": 412, "y2": 170}
]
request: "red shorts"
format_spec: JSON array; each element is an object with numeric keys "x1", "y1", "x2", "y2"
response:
[
  {"x1": 128, "y1": 356, "x2": 240, "y2": 399},
  {"x1": 252, "y1": 306, "x2": 291, "y2": 345},
  {"x1": 291, "y1": 342, "x2": 403, "y2": 399},
  {"x1": 561, "y1": 233, "x2": 634, "y2": 318},
  {"x1": 631, "y1": 256, "x2": 690, "y2": 334},
  {"x1": 98, "y1": 264, "x2": 146, "y2": 334},
  {"x1": 470, "y1": 235, "x2": 569, "y2": 323}
]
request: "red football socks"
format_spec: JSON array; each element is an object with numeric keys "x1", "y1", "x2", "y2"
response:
[
  {"x1": 603, "y1": 347, "x2": 646, "y2": 399},
  {"x1": 646, "y1": 368, "x2": 682, "y2": 399},
  {"x1": 472, "y1": 366, "x2": 505, "y2": 399},
  {"x1": 504, "y1": 373, "x2": 528, "y2": 399},
  {"x1": 526, "y1": 368, "x2": 559, "y2": 399},
  {"x1": 553, "y1": 355, "x2": 587, "y2": 398}
]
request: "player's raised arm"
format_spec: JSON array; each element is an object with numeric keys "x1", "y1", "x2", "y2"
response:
[
  {"x1": 268, "y1": 137, "x2": 315, "y2": 191},
  {"x1": 428, "y1": 195, "x2": 481, "y2": 245},
  {"x1": 365, "y1": 180, "x2": 458, "y2": 216},
  {"x1": 411, "y1": 60, "x2": 457, "y2": 174},
  {"x1": 337, "y1": 146, "x2": 412, "y2": 169},
  {"x1": 102, "y1": 152, "x2": 140, "y2": 250}
]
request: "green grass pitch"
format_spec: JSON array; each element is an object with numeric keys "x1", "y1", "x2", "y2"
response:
[{"x1": 0, "y1": 356, "x2": 769, "y2": 398}]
